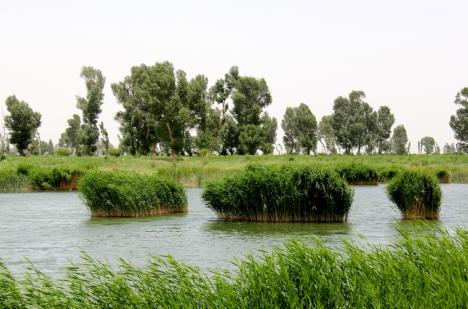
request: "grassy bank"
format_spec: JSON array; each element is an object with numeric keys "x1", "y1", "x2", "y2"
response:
[
  {"x1": 0, "y1": 226, "x2": 466, "y2": 308},
  {"x1": 0, "y1": 154, "x2": 467, "y2": 191}
]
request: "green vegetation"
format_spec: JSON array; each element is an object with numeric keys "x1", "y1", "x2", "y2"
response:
[
  {"x1": 450, "y1": 87, "x2": 468, "y2": 151},
  {"x1": 3, "y1": 96, "x2": 41, "y2": 155},
  {"x1": 335, "y1": 163, "x2": 379, "y2": 185},
  {"x1": 387, "y1": 170, "x2": 442, "y2": 219},
  {"x1": 79, "y1": 170, "x2": 187, "y2": 217},
  {"x1": 0, "y1": 154, "x2": 466, "y2": 192},
  {"x1": 0, "y1": 168, "x2": 30, "y2": 192},
  {"x1": 203, "y1": 165, "x2": 353, "y2": 222},
  {"x1": 16, "y1": 164, "x2": 84, "y2": 191},
  {"x1": 0, "y1": 227, "x2": 466, "y2": 308}
]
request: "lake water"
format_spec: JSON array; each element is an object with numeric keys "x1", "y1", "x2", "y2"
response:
[{"x1": 0, "y1": 185, "x2": 467, "y2": 276}]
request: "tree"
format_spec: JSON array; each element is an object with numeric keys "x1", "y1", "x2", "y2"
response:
[
  {"x1": 4, "y1": 96, "x2": 41, "y2": 155},
  {"x1": 449, "y1": 87, "x2": 468, "y2": 151},
  {"x1": 99, "y1": 122, "x2": 110, "y2": 157},
  {"x1": 239, "y1": 124, "x2": 264, "y2": 155},
  {"x1": 420, "y1": 136, "x2": 436, "y2": 154},
  {"x1": 112, "y1": 61, "x2": 206, "y2": 159},
  {"x1": 260, "y1": 113, "x2": 277, "y2": 154},
  {"x1": 59, "y1": 114, "x2": 81, "y2": 154},
  {"x1": 375, "y1": 106, "x2": 395, "y2": 153},
  {"x1": 318, "y1": 115, "x2": 338, "y2": 154},
  {"x1": 220, "y1": 115, "x2": 239, "y2": 155},
  {"x1": 281, "y1": 103, "x2": 317, "y2": 154},
  {"x1": 391, "y1": 125, "x2": 409, "y2": 154},
  {"x1": 76, "y1": 66, "x2": 105, "y2": 155},
  {"x1": 443, "y1": 143, "x2": 456, "y2": 153},
  {"x1": 331, "y1": 91, "x2": 376, "y2": 154}
]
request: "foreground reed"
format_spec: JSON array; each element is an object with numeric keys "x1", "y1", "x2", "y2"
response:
[
  {"x1": 203, "y1": 165, "x2": 353, "y2": 222},
  {"x1": 0, "y1": 226, "x2": 466, "y2": 308},
  {"x1": 79, "y1": 171, "x2": 187, "y2": 217},
  {"x1": 387, "y1": 170, "x2": 442, "y2": 219}
]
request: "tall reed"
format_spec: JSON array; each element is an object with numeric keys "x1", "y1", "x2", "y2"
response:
[
  {"x1": 387, "y1": 170, "x2": 442, "y2": 219},
  {"x1": 335, "y1": 163, "x2": 379, "y2": 185},
  {"x1": 203, "y1": 165, "x2": 353, "y2": 222},
  {"x1": 0, "y1": 226, "x2": 466, "y2": 308},
  {"x1": 79, "y1": 170, "x2": 187, "y2": 217}
]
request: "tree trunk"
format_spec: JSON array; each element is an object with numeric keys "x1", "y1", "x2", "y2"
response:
[{"x1": 166, "y1": 121, "x2": 176, "y2": 161}]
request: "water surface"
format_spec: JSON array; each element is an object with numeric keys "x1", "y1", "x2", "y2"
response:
[{"x1": 0, "y1": 185, "x2": 467, "y2": 275}]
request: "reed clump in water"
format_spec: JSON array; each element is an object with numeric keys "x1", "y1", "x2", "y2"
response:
[
  {"x1": 79, "y1": 170, "x2": 187, "y2": 217},
  {"x1": 0, "y1": 227, "x2": 466, "y2": 308},
  {"x1": 387, "y1": 170, "x2": 442, "y2": 219},
  {"x1": 202, "y1": 165, "x2": 353, "y2": 222},
  {"x1": 335, "y1": 163, "x2": 379, "y2": 185},
  {"x1": 16, "y1": 164, "x2": 83, "y2": 191}
]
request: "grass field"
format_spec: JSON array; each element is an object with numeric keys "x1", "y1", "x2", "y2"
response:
[{"x1": 0, "y1": 154, "x2": 467, "y2": 190}]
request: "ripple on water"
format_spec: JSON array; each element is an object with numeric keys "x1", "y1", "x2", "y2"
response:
[{"x1": 0, "y1": 185, "x2": 467, "y2": 276}]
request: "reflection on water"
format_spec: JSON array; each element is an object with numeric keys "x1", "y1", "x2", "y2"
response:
[{"x1": 0, "y1": 185, "x2": 466, "y2": 276}]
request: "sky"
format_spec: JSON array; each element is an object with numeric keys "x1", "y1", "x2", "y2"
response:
[{"x1": 1, "y1": 0, "x2": 467, "y2": 152}]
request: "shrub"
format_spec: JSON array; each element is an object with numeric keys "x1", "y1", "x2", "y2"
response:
[
  {"x1": 79, "y1": 170, "x2": 187, "y2": 217},
  {"x1": 335, "y1": 163, "x2": 379, "y2": 185},
  {"x1": 435, "y1": 169, "x2": 451, "y2": 183},
  {"x1": 387, "y1": 170, "x2": 442, "y2": 219},
  {"x1": 109, "y1": 147, "x2": 121, "y2": 157},
  {"x1": 202, "y1": 165, "x2": 353, "y2": 222},
  {"x1": 55, "y1": 147, "x2": 71, "y2": 156}
]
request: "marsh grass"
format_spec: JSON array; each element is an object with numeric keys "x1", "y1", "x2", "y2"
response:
[
  {"x1": 335, "y1": 163, "x2": 379, "y2": 185},
  {"x1": 203, "y1": 165, "x2": 353, "y2": 222},
  {"x1": 79, "y1": 170, "x2": 187, "y2": 217},
  {"x1": 0, "y1": 226, "x2": 466, "y2": 308},
  {"x1": 0, "y1": 168, "x2": 31, "y2": 192},
  {"x1": 387, "y1": 170, "x2": 442, "y2": 219},
  {"x1": 0, "y1": 154, "x2": 466, "y2": 192}
]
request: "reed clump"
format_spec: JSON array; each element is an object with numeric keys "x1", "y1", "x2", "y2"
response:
[
  {"x1": 202, "y1": 165, "x2": 353, "y2": 222},
  {"x1": 17, "y1": 164, "x2": 83, "y2": 191},
  {"x1": 79, "y1": 170, "x2": 187, "y2": 217},
  {"x1": 0, "y1": 227, "x2": 466, "y2": 308},
  {"x1": 335, "y1": 163, "x2": 379, "y2": 185},
  {"x1": 387, "y1": 170, "x2": 442, "y2": 219},
  {"x1": 436, "y1": 169, "x2": 451, "y2": 183}
]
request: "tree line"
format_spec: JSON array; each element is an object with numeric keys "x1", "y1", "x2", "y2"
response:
[{"x1": 1, "y1": 62, "x2": 467, "y2": 157}]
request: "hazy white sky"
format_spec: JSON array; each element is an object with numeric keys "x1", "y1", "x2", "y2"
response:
[{"x1": 1, "y1": 0, "x2": 467, "y2": 151}]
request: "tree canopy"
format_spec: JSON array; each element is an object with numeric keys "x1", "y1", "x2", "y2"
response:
[
  {"x1": 4, "y1": 96, "x2": 41, "y2": 155},
  {"x1": 449, "y1": 87, "x2": 468, "y2": 150}
]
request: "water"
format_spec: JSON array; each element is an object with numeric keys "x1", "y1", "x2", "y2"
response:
[{"x1": 0, "y1": 185, "x2": 467, "y2": 276}]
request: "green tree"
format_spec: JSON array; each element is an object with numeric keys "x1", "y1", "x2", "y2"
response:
[
  {"x1": 76, "y1": 66, "x2": 105, "y2": 155},
  {"x1": 99, "y1": 122, "x2": 110, "y2": 157},
  {"x1": 375, "y1": 106, "x2": 395, "y2": 153},
  {"x1": 281, "y1": 103, "x2": 317, "y2": 154},
  {"x1": 4, "y1": 96, "x2": 41, "y2": 155},
  {"x1": 420, "y1": 136, "x2": 436, "y2": 154},
  {"x1": 112, "y1": 65, "x2": 159, "y2": 155},
  {"x1": 318, "y1": 115, "x2": 338, "y2": 154},
  {"x1": 59, "y1": 114, "x2": 81, "y2": 155},
  {"x1": 391, "y1": 125, "x2": 409, "y2": 154},
  {"x1": 331, "y1": 91, "x2": 376, "y2": 154},
  {"x1": 220, "y1": 115, "x2": 239, "y2": 155},
  {"x1": 260, "y1": 113, "x2": 277, "y2": 154},
  {"x1": 449, "y1": 87, "x2": 468, "y2": 150},
  {"x1": 239, "y1": 124, "x2": 264, "y2": 155},
  {"x1": 112, "y1": 61, "x2": 206, "y2": 159}
]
